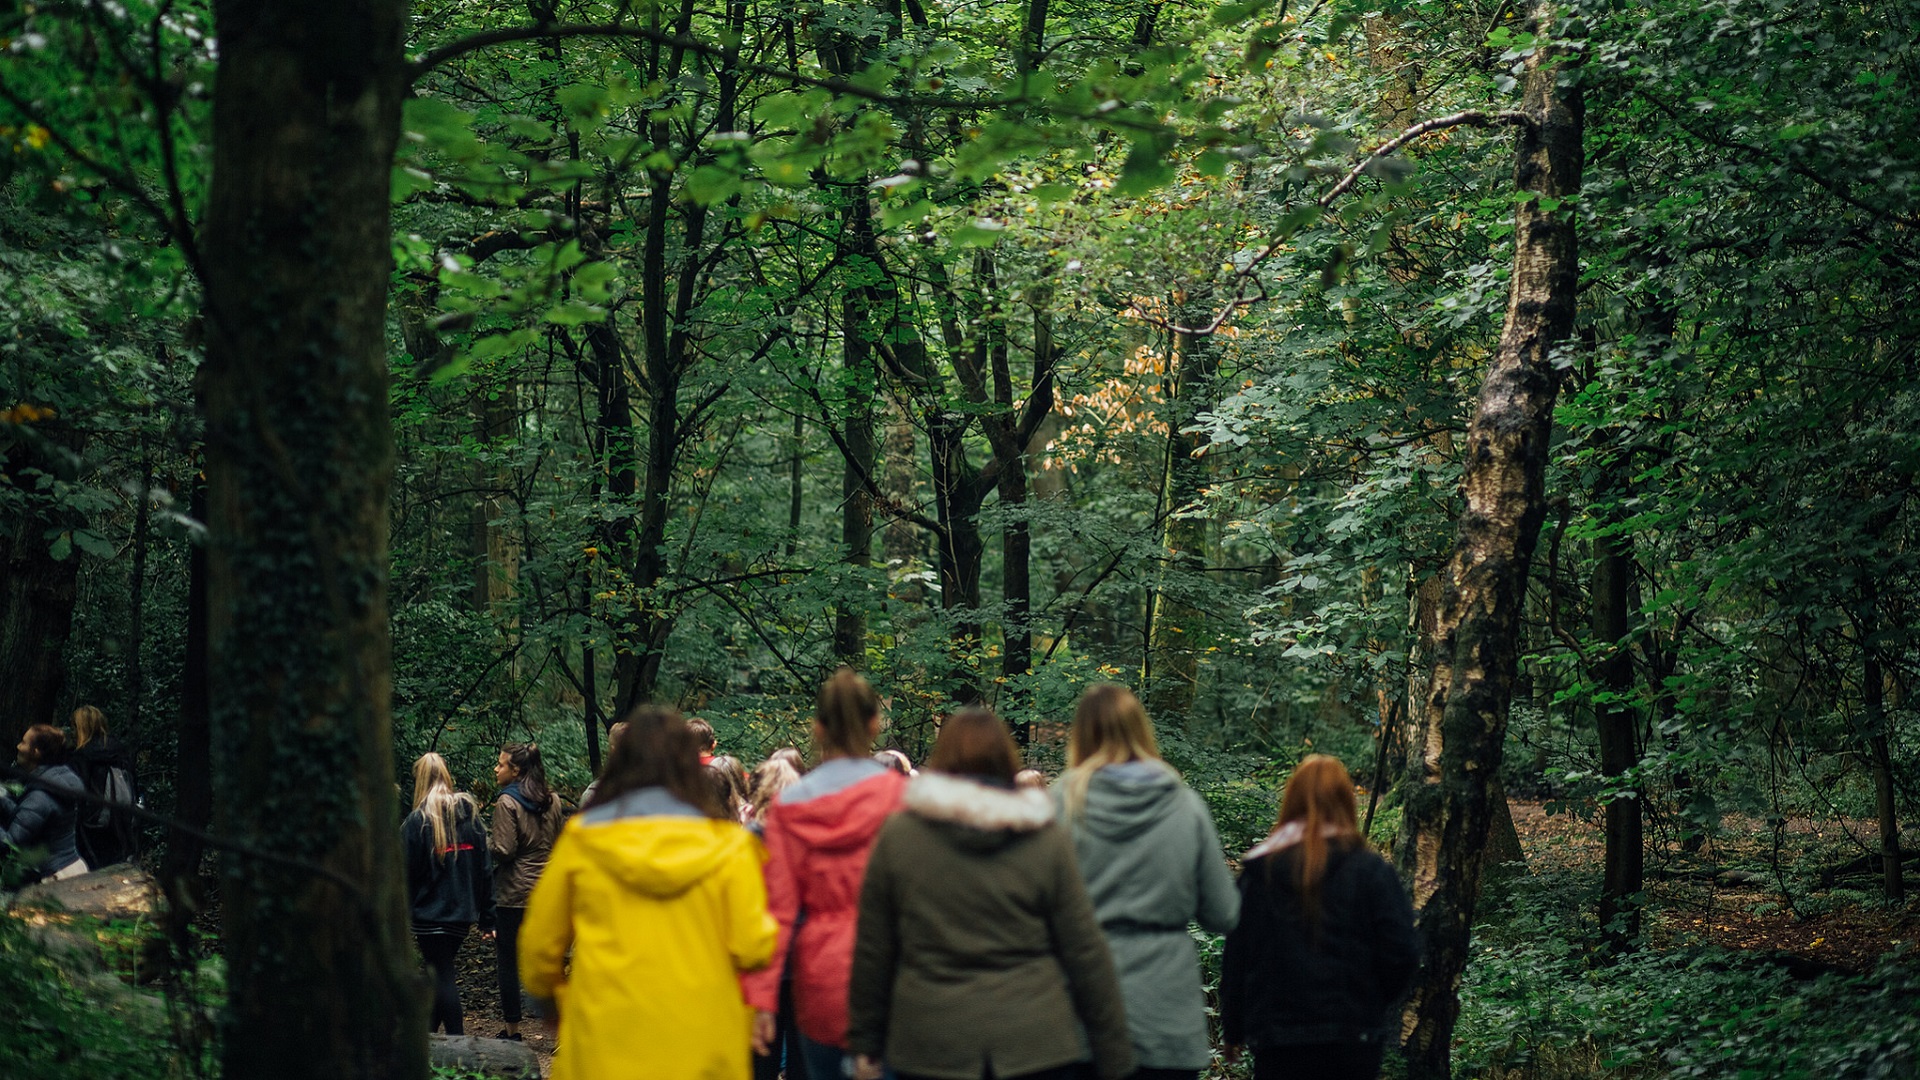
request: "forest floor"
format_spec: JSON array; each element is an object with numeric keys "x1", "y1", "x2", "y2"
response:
[
  {"x1": 456, "y1": 935, "x2": 559, "y2": 1072},
  {"x1": 1508, "y1": 799, "x2": 1920, "y2": 972}
]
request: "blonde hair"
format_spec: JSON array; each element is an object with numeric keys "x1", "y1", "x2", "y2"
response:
[
  {"x1": 749, "y1": 757, "x2": 801, "y2": 824},
  {"x1": 72, "y1": 705, "x2": 107, "y2": 749},
  {"x1": 1274, "y1": 754, "x2": 1363, "y2": 923},
  {"x1": 1062, "y1": 683, "x2": 1169, "y2": 819},
  {"x1": 411, "y1": 752, "x2": 479, "y2": 862}
]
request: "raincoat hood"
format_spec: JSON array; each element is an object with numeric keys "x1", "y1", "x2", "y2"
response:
[
  {"x1": 1075, "y1": 760, "x2": 1183, "y2": 842},
  {"x1": 904, "y1": 771, "x2": 1054, "y2": 852},
  {"x1": 567, "y1": 805, "x2": 757, "y2": 898},
  {"x1": 776, "y1": 769, "x2": 906, "y2": 853}
]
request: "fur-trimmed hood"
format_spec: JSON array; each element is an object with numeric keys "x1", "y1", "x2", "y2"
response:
[{"x1": 903, "y1": 771, "x2": 1054, "y2": 850}]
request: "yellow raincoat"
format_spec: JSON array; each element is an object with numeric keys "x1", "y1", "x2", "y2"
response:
[{"x1": 519, "y1": 799, "x2": 778, "y2": 1080}]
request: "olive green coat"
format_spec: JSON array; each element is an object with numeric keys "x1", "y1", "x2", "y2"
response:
[{"x1": 847, "y1": 772, "x2": 1135, "y2": 1080}]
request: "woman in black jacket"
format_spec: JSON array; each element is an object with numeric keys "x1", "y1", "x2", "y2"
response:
[
  {"x1": 1221, "y1": 754, "x2": 1419, "y2": 1080},
  {"x1": 404, "y1": 752, "x2": 494, "y2": 1035},
  {"x1": 70, "y1": 705, "x2": 138, "y2": 868}
]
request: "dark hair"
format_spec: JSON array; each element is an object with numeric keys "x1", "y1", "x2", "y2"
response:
[
  {"x1": 685, "y1": 717, "x2": 716, "y2": 752},
  {"x1": 587, "y1": 705, "x2": 726, "y2": 819},
  {"x1": 21, "y1": 724, "x2": 68, "y2": 767},
  {"x1": 501, "y1": 743, "x2": 552, "y2": 812},
  {"x1": 815, "y1": 667, "x2": 880, "y2": 759},
  {"x1": 925, "y1": 707, "x2": 1020, "y2": 783}
]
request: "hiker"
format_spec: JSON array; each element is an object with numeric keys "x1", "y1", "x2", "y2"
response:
[
  {"x1": 69, "y1": 705, "x2": 139, "y2": 868},
  {"x1": 708, "y1": 754, "x2": 751, "y2": 824},
  {"x1": 688, "y1": 717, "x2": 718, "y2": 765},
  {"x1": 490, "y1": 742, "x2": 564, "y2": 1041},
  {"x1": 1221, "y1": 754, "x2": 1419, "y2": 1080},
  {"x1": 1055, "y1": 684, "x2": 1240, "y2": 1080},
  {"x1": 745, "y1": 668, "x2": 909, "y2": 1080},
  {"x1": 402, "y1": 752, "x2": 493, "y2": 1035},
  {"x1": 519, "y1": 705, "x2": 775, "y2": 1080},
  {"x1": 846, "y1": 707, "x2": 1135, "y2": 1080},
  {"x1": 745, "y1": 754, "x2": 800, "y2": 830},
  {"x1": 2, "y1": 724, "x2": 88, "y2": 882},
  {"x1": 578, "y1": 720, "x2": 630, "y2": 807}
]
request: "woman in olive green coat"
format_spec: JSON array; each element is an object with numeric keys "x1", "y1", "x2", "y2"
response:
[{"x1": 847, "y1": 708, "x2": 1134, "y2": 1080}]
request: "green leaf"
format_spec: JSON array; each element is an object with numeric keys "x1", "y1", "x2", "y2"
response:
[{"x1": 1114, "y1": 147, "x2": 1176, "y2": 196}]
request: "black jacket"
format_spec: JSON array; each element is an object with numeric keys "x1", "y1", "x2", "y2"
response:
[
  {"x1": 402, "y1": 805, "x2": 495, "y2": 932},
  {"x1": 71, "y1": 736, "x2": 139, "y2": 867},
  {"x1": 1220, "y1": 844, "x2": 1419, "y2": 1048}
]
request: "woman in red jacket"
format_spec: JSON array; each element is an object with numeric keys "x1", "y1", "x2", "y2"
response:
[{"x1": 746, "y1": 667, "x2": 907, "y2": 1080}]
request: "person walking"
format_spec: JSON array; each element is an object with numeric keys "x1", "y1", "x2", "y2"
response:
[
  {"x1": 69, "y1": 705, "x2": 139, "y2": 868},
  {"x1": 1221, "y1": 754, "x2": 1419, "y2": 1080},
  {"x1": 745, "y1": 668, "x2": 908, "y2": 1080},
  {"x1": 489, "y1": 742, "x2": 564, "y2": 1040},
  {"x1": 519, "y1": 705, "x2": 777, "y2": 1080},
  {"x1": 847, "y1": 707, "x2": 1135, "y2": 1080},
  {"x1": 402, "y1": 752, "x2": 493, "y2": 1035},
  {"x1": 1, "y1": 724, "x2": 88, "y2": 882},
  {"x1": 1055, "y1": 684, "x2": 1239, "y2": 1080}
]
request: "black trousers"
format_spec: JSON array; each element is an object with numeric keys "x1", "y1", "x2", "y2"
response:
[
  {"x1": 900, "y1": 1065, "x2": 1091, "y2": 1080},
  {"x1": 495, "y1": 905, "x2": 526, "y2": 1024},
  {"x1": 1253, "y1": 1042, "x2": 1386, "y2": 1080},
  {"x1": 751, "y1": 976, "x2": 809, "y2": 1080},
  {"x1": 415, "y1": 929, "x2": 466, "y2": 1035},
  {"x1": 1131, "y1": 1070, "x2": 1198, "y2": 1080}
]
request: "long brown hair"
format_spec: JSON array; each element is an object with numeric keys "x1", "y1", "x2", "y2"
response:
[
  {"x1": 586, "y1": 705, "x2": 726, "y2": 819},
  {"x1": 815, "y1": 667, "x2": 880, "y2": 759},
  {"x1": 1274, "y1": 754, "x2": 1363, "y2": 922},
  {"x1": 500, "y1": 743, "x2": 553, "y2": 812}
]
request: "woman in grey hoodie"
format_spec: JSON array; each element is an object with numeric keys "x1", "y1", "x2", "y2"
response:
[{"x1": 1056, "y1": 684, "x2": 1241, "y2": 1080}]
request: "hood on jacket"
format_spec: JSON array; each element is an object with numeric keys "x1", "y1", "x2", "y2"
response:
[
  {"x1": 499, "y1": 780, "x2": 550, "y2": 814},
  {"x1": 567, "y1": 801, "x2": 759, "y2": 898},
  {"x1": 1073, "y1": 760, "x2": 1182, "y2": 843},
  {"x1": 904, "y1": 771, "x2": 1053, "y2": 851},
  {"x1": 776, "y1": 768, "x2": 906, "y2": 853}
]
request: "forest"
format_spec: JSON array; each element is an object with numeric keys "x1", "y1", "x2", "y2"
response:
[{"x1": 1, "y1": 0, "x2": 1917, "y2": 1076}]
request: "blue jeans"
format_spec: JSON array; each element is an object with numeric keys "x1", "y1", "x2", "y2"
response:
[{"x1": 800, "y1": 1036, "x2": 900, "y2": 1080}]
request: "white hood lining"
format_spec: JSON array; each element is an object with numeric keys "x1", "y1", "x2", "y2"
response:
[{"x1": 905, "y1": 771, "x2": 1056, "y2": 832}]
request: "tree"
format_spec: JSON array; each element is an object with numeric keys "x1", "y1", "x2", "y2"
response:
[{"x1": 198, "y1": 1, "x2": 426, "y2": 1075}]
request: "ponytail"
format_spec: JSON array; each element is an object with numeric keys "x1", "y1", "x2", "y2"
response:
[
  {"x1": 502, "y1": 743, "x2": 553, "y2": 813},
  {"x1": 814, "y1": 667, "x2": 880, "y2": 760}
]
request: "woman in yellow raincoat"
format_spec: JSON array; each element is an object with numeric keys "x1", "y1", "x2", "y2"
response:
[{"x1": 520, "y1": 705, "x2": 778, "y2": 1080}]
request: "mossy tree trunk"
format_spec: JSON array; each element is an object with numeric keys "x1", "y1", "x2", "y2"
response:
[
  {"x1": 1396, "y1": 4, "x2": 1583, "y2": 1075},
  {"x1": 198, "y1": 1, "x2": 426, "y2": 1076}
]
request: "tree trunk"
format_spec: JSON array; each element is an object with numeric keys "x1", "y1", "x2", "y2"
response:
[
  {"x1": 162, "y1": 475, "x2": 213, "y2": 975},
  {"x1": 1593, "y1": 462, "x2": 1643, "y2": 948},
  {"x1": 1397, "y1": 5, "x2": 1583, "y2": 1074},
  {"x1": 836, "y1": 200, "x2": 878, "y2": 665},
  {"x1": 1147, "y1": 316, "x2": 1220, "y2": 723},
  {"x1": 0, "y1": 429, "x2": 84, "y2": 734},
  {"x1": 1862, "y1": 580, "x2": 1904, "y2": 902},
  {"x1": 198, "y1": 2, "x2": 425, "y2": 1076},
  {"x1": 124, "y1": 447, "x2": 153, "y2": 733}
]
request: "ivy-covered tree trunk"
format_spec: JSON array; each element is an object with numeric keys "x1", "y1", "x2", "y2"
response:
[
  {"x1": 836, "y1": 200, "x2": 878, "y2": 666},
  {"x1": 1592, "y1": 451, "x2": 1643, "y2": 948},
  {"x1": 198, "y1": 1, "x2": 426, "y2": 1077},
  {"x1": 1147, "y1": 318, "x2": 1220, "y2": 722},
  {"x1": 1397, "y1": 4, "x2": 1583, "y2": 1075}
]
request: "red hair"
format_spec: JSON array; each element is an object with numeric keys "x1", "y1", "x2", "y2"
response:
[
  {"x1": 926, "y1": 708, "x2": 1020, "y2": 783},
  {"x1": 1275, "y1": 754, "x2": 1363, "y2": 921}
]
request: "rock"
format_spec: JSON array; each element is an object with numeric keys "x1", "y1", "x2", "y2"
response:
[
  {"x1": 430, "y1": 1034, "x2": 542, "y2": 1079},
  {"x1": 12, "y1": 863, "x2": 161, "y2": 919}
]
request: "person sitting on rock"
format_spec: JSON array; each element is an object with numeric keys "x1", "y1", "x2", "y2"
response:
[{"x1": 2, "y1": 724, "x2": 89, "y2": 883}]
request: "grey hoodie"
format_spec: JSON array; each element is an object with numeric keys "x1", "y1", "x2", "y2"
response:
[{"x1": 1057, "y1": 761, "x2": 1240, "y2": 1070}]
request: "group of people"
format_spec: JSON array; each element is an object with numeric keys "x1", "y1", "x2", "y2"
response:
[
  {"x1": 402, "y1": 669, "x2": 1420, "y2": 1080},
  {"x1": 2, "y1": 707, "x2": 140, "y2": 883}
]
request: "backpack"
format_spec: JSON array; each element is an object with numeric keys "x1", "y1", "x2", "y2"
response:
[{"x1": 84, "y1": 764, "x2": 136, "y2": 830}]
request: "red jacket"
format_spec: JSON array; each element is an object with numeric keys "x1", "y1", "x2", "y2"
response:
[{"x1": 744, "y1": 765, "x2": 907, "y2": 1047}]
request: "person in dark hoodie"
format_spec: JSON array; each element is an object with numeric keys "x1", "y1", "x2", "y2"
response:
[
  {"x1": 847, "y1": 707, "x2": 1135, "y2": 1080},
  {"x1": 69, "y1": 705, "x2": 138, "y2": 868},
  {"x1": 1221, "y1": 755, "x2": 1419, "y2": 1080},
  {"x1": 2, "y1": 724, "x2": 88, "y2": 882},
  {"x1": 1055, "y1": 684, "x2": 1239, "y2": 1080},
  {"x1": 403, "y1": 751, "x2": 494, "y2": 1035},
  {"x1": 490, "y1": 742, "x2": 564, "y2": 1040},
  {"x1": 745, "y1": 667, "x2": 907, "y2": 1080}
]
